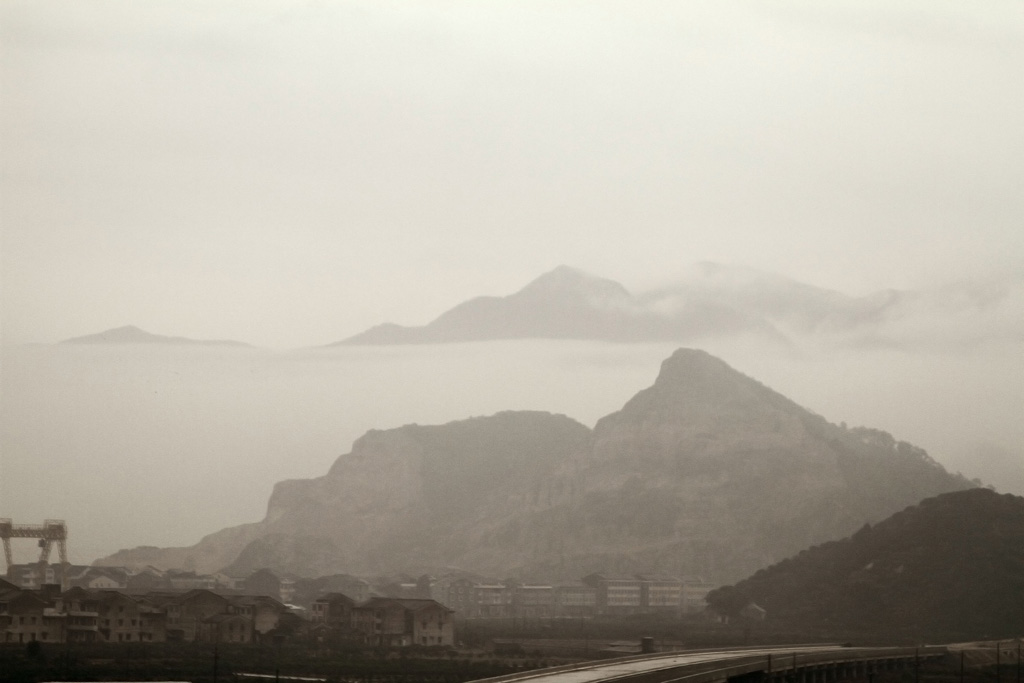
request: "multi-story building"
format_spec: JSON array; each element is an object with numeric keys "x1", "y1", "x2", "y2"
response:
[
  {"x1": 553, "y1": 584, "x2": 597, "y2": 617},
  {"x1": 71, "y1": 567, "x2": 129, "y2": 591},
  {"x1": 154, "y1": 589, "x2": 290, "y2": 643},
  {"x1": 473, "y1": 584, "x2": 511, "y2": 618},
  {"x1": 310, "y1": 592, "x2": 358, "y2": 630},
  {"x1": 167, "y1": 571, "x2": 218, "y2": 592},
  {"x1": 200, "y1": 613, "x2": 254, "y2": 643},
  {"x1": 93, "y1": 590, "x2": 166, "y2": 643},
  {"x1": 439, "y1": 577, "x2": 477, "y2": 616},
  {"x1": 511, "y1": 584, "x2": 554, "y2": 618},
  {"x1": 58, "y1": 587, "x2": 100, "y2": 642},
  {"x1": 6, "y1": 563, "x2": 78, "y2": 590},
  {"x1": 1, "y1": 581, "x2": 289, "y2": 645},
  {"x1": 232, "y1": 595, "x2": 290, "y2": 640},
  {"x1": 681, "y1": 578, "x2": 715, "y2": 614},
  {"x1": 582, "y1": 574, "x2": 643, "y2": 614},
  {"x1": 0, "y1": 588, "x2": 61, "y2": 643},
  {"x1": 309, "y1": 575, "x2": 371, "y2": 604},
  {"x1": 353, "y1": 597, "x2": 454, "y2": 647},
  {"x1": 158, "y1": 589, "x2": 232, "y2": 641},
  {"x1": 636, "y1": 574, "x2": 683, "y2": 612}
]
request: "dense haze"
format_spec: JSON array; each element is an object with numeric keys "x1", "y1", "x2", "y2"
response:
[
  {"x1": 3, "y1": 336, "x2": 1022, "y2": 565},
  {"x1": 2, "y1": 1, "x2": 1023, "y2": 568}
]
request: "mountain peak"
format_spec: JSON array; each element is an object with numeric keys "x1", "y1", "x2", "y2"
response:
[
  {"x1": 656, "y1": 347, "x2": 735, "y2": 383},
  {"x1": 62, "y1": 326, "x2": 250, "y2": 347},
  {"x1": 517, "y1": 265, "x2": 631, "y2": 300},
  {"x1": 64, "y1": 325, "x2": 161, "y2": 343},
  {"x1": 628, "y1": 346, "x2": 789, "y2": 414}
]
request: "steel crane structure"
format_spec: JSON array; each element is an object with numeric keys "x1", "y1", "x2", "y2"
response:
[{"x1": 0, "y1": 518, "x2": 69, "y2": 571}]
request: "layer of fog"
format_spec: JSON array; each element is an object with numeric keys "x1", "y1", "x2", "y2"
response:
[{"x1": 2, "y1": 338, "x2": 1022, "y2": 566}]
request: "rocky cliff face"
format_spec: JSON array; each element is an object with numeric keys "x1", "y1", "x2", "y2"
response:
[
  {"x1": 449, "y1": 350, "x2": 971, "y2": 582},
  {"x1": 98, "y1": 349, "x2": 971, "y2": 582}
]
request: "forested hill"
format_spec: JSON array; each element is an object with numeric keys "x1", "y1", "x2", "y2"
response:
[{"x1": 707, "y1": 488, "x2": 1024, "y2": 641}]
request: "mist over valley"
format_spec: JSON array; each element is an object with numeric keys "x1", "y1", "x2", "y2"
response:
[
  {"x1": 2, "y1": 267, "x2": 1022, "y2": 572},
  {"x1": 5, "y1": 2, "x2": 1024, "y2": 664}
]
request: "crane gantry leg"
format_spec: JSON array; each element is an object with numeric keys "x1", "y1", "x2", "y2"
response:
[{"x1": 0, "y1": 519, "x2": 70, "y2": 588}]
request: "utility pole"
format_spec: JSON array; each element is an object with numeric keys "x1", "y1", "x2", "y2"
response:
[
  {"x1": 63, "y1": 636, "x2": 71, "y2": 681},
  {"x1": 1017, "y1": 640, "x2": 1021, "y2": 683}
]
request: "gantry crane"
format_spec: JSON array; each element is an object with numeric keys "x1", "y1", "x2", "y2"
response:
[{"x1": 0, "y1": 518, "x2": 69, "y2": 572}]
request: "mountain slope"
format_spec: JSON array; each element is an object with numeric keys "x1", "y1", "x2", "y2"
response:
[
  {"x1": 458, "y1": 349, "x2": 972, "y2": 581},
  {"x1": 707, "y1": 488, "x2": 1024, "y2": 640},
  {"x1": 97, "y1": 349, "x2": 971, "y2": 581}
]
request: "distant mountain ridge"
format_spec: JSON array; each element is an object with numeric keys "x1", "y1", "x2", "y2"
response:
[
  {"x1": 334, "y1": 263, "x2": 1024, "y2": 350},
  {"x1": 98, "y1": 348, "x2": 972, "y2": 582},
  {"x1": 62, "y1": 325, "x2": 251, "y2": 347},
  {"x1": 338, "y1": 265, "x2": 777, "y2": 345},
  {"x1": 52, "y1": 265, "x2": 1024, "y2": 351}
]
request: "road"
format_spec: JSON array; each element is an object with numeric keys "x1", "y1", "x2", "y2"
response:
[{"x1": 471, "y1": 645, "x2": 945, "y2": 683}]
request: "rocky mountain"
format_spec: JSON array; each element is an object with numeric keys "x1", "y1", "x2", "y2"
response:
[
  {"x1": 333, "y1": 263, "x2": 1024, "y2": 351},
  {"x1": 98, "y1": 349, "x2": 972, "y2": 582},
  {"x1": 62, "y1": 325, "x2": 251, "y2": 347},
  {"x1": 706, "y1": 488, "x2": 1024, "y2": 641}
]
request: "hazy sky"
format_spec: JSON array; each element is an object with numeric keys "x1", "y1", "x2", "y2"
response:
[
  {"x1": 3, "y1": 1, "x2": 1024, "y2": 564},
  {"x1": 3, "y1": 0, "x2": 1024, "y2": 349}
]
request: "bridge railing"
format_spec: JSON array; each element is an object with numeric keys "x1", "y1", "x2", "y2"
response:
[
  {"x1": 470, "y1": 646, "x2": 948, "y2": 683},
  {"x1": 646, "y1": 648, "x2": 946, "y2": 683}
]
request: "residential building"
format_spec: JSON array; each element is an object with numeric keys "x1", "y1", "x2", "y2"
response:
[
  {"x1": 7, "y1": 563, "x2": 78, "y2": 590},
  {"x1": 681, "y1": 578, "x2": 715, "y2": 614},
  {"x1": 439, "y1": 577, "x2": 477, "y2": 616},
  {"x1": 511, "y1": 584, "x2": 554, "y2": 618},
  {"x1": 581, "y1": 574, "x2": 643, "y2": 614},
  {"x1": 553, "y1": 584, "x2": 597, "y2": 617},
  {"x1": 636, "y1": 574, "x2": 683, "y2": 612},
  {"x1": 93, "y1": 590, "x2": 166, "y2": 643},
  {"x1": 159, "y1": 589, "x2": 232, "y2": 641},
  {"x1": 1, "y1": 589, "x2": 60, "y2": 643},
  {"x1": 310, "y1": 592, "x2": 358, "y2": 630},
  {"x1": 200, "y1": 613, "x2": 253, "y2": 643},
  {"x1": 167, "y1": 570, "x2": 218, "y2": 592},
  {"x1": 72, "y1": 567, "x2": 129, "y2": 591},
  {"x1": 353, "y1": 598, "x2": 454, "y2": 647},
  {"x1": 232, "y1": 595, "x2": 290, "y2": 640},
  {"x1": 57, "y1": 587, "x2": 100, "y2": 642},
  {"x1": 212, "y1": 572, "x2": 246, "y2": 591},
  {"x1": 473, "y1": 584, "x2": 511, "y2": 618}
]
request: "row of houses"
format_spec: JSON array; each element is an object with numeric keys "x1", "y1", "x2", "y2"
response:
[
  {"x1": 392, "y1": 573, "x2": 715, "y2": 618},
  {"x1": 1, "y1": 576, "x2": 457, "y2": 648},
  {"x1": 0, "y1": 578, "x2": 297, "y2": 645},
  {"x1": 310, "y1": 595, "x2": 454, "y2": 647},
  {"x1": 5, "y1": 563, "x2": 309, "y2": 605},
  {"x1": 9, "y1": 563, "x2": 715, "y2": 620}
]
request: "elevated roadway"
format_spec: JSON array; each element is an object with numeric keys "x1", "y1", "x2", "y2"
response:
[{"x1": 470, "y1": 645, "x2": 946, "y2": 683}]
